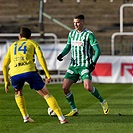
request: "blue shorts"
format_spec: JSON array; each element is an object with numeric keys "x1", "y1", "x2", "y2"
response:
[{"x1": 10, "y1": 72, "x2": 45, "y2": 90}]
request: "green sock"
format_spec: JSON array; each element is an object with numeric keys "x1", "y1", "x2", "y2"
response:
[
  {"x1": 91, "y1": 87, "x2": 104, "y2": 102},
  {"x1": 66, "y1": 92, "x2": 77, "y2": 110}
]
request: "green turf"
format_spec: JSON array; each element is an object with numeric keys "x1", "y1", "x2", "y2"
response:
[{"x1": 0, "y1": 83, "x2": 133, "y2": 133}]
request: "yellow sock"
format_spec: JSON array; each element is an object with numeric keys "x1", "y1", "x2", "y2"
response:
[
  {"x1": 15, "y1": 94, "x2": 28, "y2": 118},
  {"x1": 44, "y1": 94, "x2": 64, "y2": 119}
]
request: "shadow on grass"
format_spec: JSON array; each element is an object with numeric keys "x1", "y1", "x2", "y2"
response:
[
  {"x1": 0, "y1": 112, "x2": 132, "y2": 124},
  {"x1": 68, "y1": 114, "x2": 133, "y2": 123}
]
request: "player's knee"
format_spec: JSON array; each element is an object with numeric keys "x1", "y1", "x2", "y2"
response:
[
  {"x1": 62, "y1": 85, "x2": 70, "y2": 95},
  {"x1": 84, "y1": 85, "x2": 92, "y2": 92},
  {"x1": 62, "y1": 82, "x2": 68, "y2": 90},
  {"x1": 14, "y1": 89, "x2": 23, "y2": 95}
]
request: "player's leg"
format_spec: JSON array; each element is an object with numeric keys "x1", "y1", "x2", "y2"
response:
[
  {"x1": 27, "y1": 71, "x2": 68, "y2": 124},
  {"x1": 83, "y1": 79, "x2": 109, "y2": 114},
  {"x1": 36, "y1": 85, "x2": 68, "y2": 124},
  {"x1": 83, "y1": 79, "x2": 104, "y2": 102},
  {"x1": 15, "y1": 89, "x2": 34, "y2": 123},
  {"x1": 62, "y1": 68, "x2": 79, "y2": 116},
  {"x1": 11, "y1": 74, "x2": 34, "y2": 123},
  {"x1": 63, "y1": 79, "x2": 78, "y2": 116}
]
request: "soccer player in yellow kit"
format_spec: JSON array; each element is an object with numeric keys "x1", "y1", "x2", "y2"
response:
[{"x1": 2, "y1": 27, "x2": 68, "y2": 124}]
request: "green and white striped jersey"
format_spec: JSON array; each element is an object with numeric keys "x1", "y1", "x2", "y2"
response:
[{"x1": 61, "y1": 28, "x2": 100, "y2": 67}]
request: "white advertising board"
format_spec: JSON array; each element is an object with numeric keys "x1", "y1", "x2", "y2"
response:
[{"x1": 0, "y1": 43, "x2": 133, "y2": 83}]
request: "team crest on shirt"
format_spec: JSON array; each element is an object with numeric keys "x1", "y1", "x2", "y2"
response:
[{"x1": 81, "y1": 36, "x2": 85, "y2": 41}]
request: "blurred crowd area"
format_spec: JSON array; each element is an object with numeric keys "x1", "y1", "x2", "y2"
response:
[{"x1": 0, "y1": 0, "x2": 133, "y2": 55}]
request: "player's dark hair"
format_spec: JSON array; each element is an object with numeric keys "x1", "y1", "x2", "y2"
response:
[
  {"x1": 74, "y1": 15, "x2": 85, "y2": 20},
  {"x1": 20, "y1": 27, "x2": 31, "y2": 39}
]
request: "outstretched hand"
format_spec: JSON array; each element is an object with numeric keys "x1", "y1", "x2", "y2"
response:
[
  {"x1": 57, "y1": 54, "x2": 63, "y2": 61},
  {"x1": 89, "y1": 62, "x2": 96, "y2": 74},
  {"x1": 46, "y1": 78, "x2": 51, "y2": 84},
  {"x1": 5, "y1": 82, "x2": 10, "y2": 93},
  {"x1": 5, "y1": 87, "x2": 9, "y2": 93}
]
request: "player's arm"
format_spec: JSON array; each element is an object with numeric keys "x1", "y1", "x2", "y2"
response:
[
  {"x1": 89, "y1": 33, "x2": 101, "y2": 63},
  {"x1": 61, "y1": 43, "x2": 71, "y2": 56},
  {"x1": 89, "y1": 33, "x2": 101, "y2": 73},
  {"x1": 35, "y1": 46, "x2": 51, "y2": 79},
  {"x1": 57, "y1": 34, "x2": 71, "y2": 61},
  {"x1": 92, "y1": 44, "x2": 101, "y2": 63},
  {"x1": 2, "y1": 54, "x2": 10, "y2": 92}
]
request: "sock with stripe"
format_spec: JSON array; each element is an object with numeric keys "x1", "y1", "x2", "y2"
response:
[
  {"x1": 66, "y1": 91, "x2": 77, "y2": 110},
  {"x1": 91, "y1": 87, "x2": 104, "y2": 102}
]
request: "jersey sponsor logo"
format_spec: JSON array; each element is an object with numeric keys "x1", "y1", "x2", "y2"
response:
[
  {"x1": 121, "y1": 63, "x2": 133, "y2": 76},
  {"x1": 92, "y1": 63, "x2": 112, "y2": 76},
  {"x1": 13, "y1": 56, "x2": 25, "y2": 61},
  {"x1": 71, "y1": 41, "x2": 84, "y2": 46},
  {"x1": 14, "y1": 62, "x2": 29, "y2": 67}
]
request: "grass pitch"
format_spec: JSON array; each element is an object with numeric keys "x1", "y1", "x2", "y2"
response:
[{"x1": 0, "y1": 83, "x2": 133, "y2": 133}]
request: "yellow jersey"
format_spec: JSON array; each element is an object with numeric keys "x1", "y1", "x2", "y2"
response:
[{"x1": 2, "y1": 38, "x2": 50, "y2": 79}]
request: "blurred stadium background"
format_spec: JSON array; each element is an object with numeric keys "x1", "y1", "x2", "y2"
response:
[{"x1": 0, "y1": 0, "x2": 133, "y2": 83}]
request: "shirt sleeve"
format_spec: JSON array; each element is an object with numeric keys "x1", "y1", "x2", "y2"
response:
[
  {"x1": 92, "y1": 45, "x2": 101, "y2": 63},
  {"x1": 2, "y1": 51, "x2": 11, "y2": 88},
  {"x1": 35, "y1": 45, "x2": 50, "y2": 79},
  {"x1": 89, "y1": 33, "x2": 101, "y2": 63},
  {"x1": 61, "y1": 32, "x2": 71, "y2": 57},
  {"x1": 89, "y1": 33, "x2": 98, "y2": 46}
]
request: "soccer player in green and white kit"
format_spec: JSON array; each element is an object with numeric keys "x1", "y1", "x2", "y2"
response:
[{"x1": 57, "y1": 15, "x2": 109, "y2": 116}]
